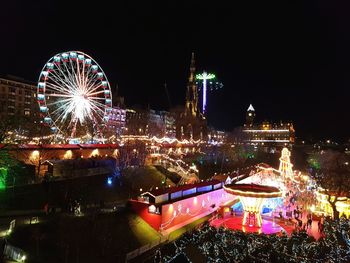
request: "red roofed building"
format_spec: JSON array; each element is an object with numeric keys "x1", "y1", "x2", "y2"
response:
[{"x1": 130, "y1": 180, "x2": 236, "y2": 233}]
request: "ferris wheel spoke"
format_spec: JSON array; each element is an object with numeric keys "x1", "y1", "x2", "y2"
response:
[
  {"x1": 53, "y1": 63, "x2": 78, "y2": 93},
  {"x1": 69, "y1": 59, "x2": 79, "y2": 90},
  {"x1": 89, "y1": 107, "x2": 105, "y2": 120},
  {"x1": 88, "y1": 97, "x2": 106, "y2": 100},
  {"x1": 89, "y1": 104, "x2": 105, "y2": 115},
  {"x1": 59, "y1": 59, "x2": 78, "y2": 94},
  {"x1": 46, "y1": 97, "x2": 73, "y2": 107},
  {"x1": 90, "y1": 99, "x2": 108, "y2": 109},
  {"x1": 46, "y1": 80, "x2": 72, "y2": 97},
  {"x1": 50, "y1": 103, "x2": 73, "y2": 126},
  {"x1": 85, "y1": 69, "x2": 100, "y2": 87},
  {"x1": 88, "y1": 99, "x2": 106, "y2": 112},
  {"x1": 87, "y1": 90, "x2": 105, "y2": 97},
  {"x1": 53, "y1": 113, "x2": 72, "y2": 131},
  {"x1": 49, "y1": 102, "x2": 73, "y2": 118},
  {"x1": 53, "y1": 61, "x2": 74, "y2": 88},
  {"x1": 48, "y1": 70, "x2": 71, "y2": 90},
  {"x1": 75, "y1": 59, "x2": 83, "y2": 90},
  {"x1": 47, "y1": 71, "x2": 74, "y2": 94},
  {"x1": 61, "y1": 60, "x2": 79, "y2": 93},
  {"x1": 82, "y1": 62, "x2": 93, "y2": 88},
  {"x1": 90, "y1": 101, "x2": 105, "y2": 112},
  {"x1": 81, "y1": 61, "x2": 86, "y2": 92},
  {"x1": 45, "y1": 81, "x2": 70, "y2": 94},
  {"x1": 85, "y1": 83, "x2": 103, "y2": 95},
  {"x1": 47, "y1": 93, "x2": 74, "y2": 98},
  {"x1": 85, "y1": 73, "x2": 99, "y2": 93}
]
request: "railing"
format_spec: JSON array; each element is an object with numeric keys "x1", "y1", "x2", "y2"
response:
[
  {"x1": 125, "y1": 235, "x2": 169, "y2": 262},
  {"x1": 3, "y1": 243, "x2": 26, "y2": 262}
]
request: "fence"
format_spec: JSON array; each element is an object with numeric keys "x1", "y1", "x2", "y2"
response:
[
  {"x1": 3, "y1": 243, "x2": 26, "y2": 262},
  {"x1": 125, "y1": 235, "x2": 169, "y2": 262}
]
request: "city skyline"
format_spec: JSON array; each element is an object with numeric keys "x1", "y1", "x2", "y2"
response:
[
  {"x1": 1, "y1": 2, "x2": 350, "y2": 262},
  {"x1": 1, "y1": 1, "x2": 350, "y2": 141}
]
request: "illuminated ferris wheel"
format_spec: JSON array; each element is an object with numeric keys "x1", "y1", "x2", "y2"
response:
[{"x1": 37, "y1": 51, "x2": 112, "y2": 141}]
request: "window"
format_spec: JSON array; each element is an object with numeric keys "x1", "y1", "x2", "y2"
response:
[
  {"x1": 24, "y1": 110, "x2": 30, "y2": 116},
  {"x1": 9, "y1": 87, "x2": 16, "y2": 93}
]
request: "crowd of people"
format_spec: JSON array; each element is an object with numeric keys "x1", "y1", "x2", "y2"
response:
[{"x1": 151, "y1": 218, "x2": 350, "y2": 263}]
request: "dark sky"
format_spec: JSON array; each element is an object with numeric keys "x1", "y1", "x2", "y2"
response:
[{"x1": 1, "y1": 1, "x2": 350, "y2": 141}]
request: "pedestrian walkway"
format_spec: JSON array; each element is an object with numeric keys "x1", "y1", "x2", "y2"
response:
[
  {"x1": 210, "y1": 216, "x2": 286, "y2": 235},
  {"x1": 209, "y1": 213, "x2": 323, "y2": 240}
]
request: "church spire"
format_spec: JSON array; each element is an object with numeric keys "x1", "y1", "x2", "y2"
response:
[
  {"x1": 247, "y1": 104, "x2": 255, "y2": 112},
  {"x1": 246, "y1": 103, "x2": 255, "y2": 127},
  {"x1": 185, "y1": 52, "x2": 199, "y2": 117},
  {"x1": 189, "y1": 52, "x2": 196, "y2": 83}
]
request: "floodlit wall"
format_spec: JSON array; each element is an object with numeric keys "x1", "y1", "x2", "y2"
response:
[
  {"x1": 160, "y1": 188, "x2": 235, "y2": 232},
  {"x1": 130, "y1": 200, "x2": 162, "y2": 230}
]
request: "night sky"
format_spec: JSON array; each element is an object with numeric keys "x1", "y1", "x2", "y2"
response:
[{"x1": 1, "y1": 1, "x2": 350, "y2": 141}]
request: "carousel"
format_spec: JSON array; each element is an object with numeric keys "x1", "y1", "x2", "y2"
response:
[{"x1": 223, "y1": 183, "x2": 282, "y2": 227}]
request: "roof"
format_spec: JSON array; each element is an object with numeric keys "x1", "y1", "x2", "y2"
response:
[
  {"x1": 17, "y1": 144, "x2": 42, "y2": 149},
  {"x1": 0, "y1": 144, "x2": 119, "y2": 150},
  {"x1": 142, "y1": 179, "x2": 222, "y2": 197},
  {"x1": 78, "y1": 144, "x2": 119, "y2": 149},
  {"x1": 224, "y1": 183, "x2": 282, "y2": 198},
  {"x1": 257, "y1": 163, "x2": 271, "y2": 169},
  {"x1": 247, "y1": 104, "x2": 255, "y2": 111},
  {"x1": 212, "y1": 174, "x2": 232, "y2": 182},
  {"x1": 41, "y1": 144, "x2": 80, "y2": 149}
]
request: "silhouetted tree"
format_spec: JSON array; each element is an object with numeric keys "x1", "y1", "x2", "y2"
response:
[{"x1": 308, "y1": 150, "x2": 350, "y2": 219}]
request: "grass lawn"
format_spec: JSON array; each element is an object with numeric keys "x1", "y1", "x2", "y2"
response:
[
  {"x1": 167, "y1": 215, "x2": 211, "y2": 241},
  {"x1": 123, "y1": 165, "x2": 175, "y2": 196},
  {"x1": 0, "y1": 165, "x2": 171, "y2": 212},
  {"x1": 131, "y1": 214, "x2": 212, "y2": 263},
  {"x1": 127, "y1": 213, "x2": 161, "y2": 245},
  {"x1": 7, "y1": 210, "x2": 161, "y2": 263},
  {"x1": 0, "y1": 173, "x2": 128, "y2": 212}
]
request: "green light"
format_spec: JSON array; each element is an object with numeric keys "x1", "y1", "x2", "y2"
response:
[
  {"x1": 0, "y1": 167, "x2": 7, "y2": 190},
  {"x1": 309, "y1": 158, "x2": 320, "y2": 170},
  {"x1": 196, "y1": 73, "x2": 215, "y2": 80}
]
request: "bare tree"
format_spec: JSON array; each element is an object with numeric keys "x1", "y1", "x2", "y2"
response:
[{"x1": 0, "y1": 115, "x2": 22, "y2": 143}]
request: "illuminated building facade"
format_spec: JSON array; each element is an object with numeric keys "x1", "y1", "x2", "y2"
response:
[
  {"x1": 315, "y1": 190, "x2": 350, "y2": 218},
  {"x1": 130, "y1": 180, "x2": 235, "y2": 233},
  {"x1": 125, "y1": 109, "x2": 175, "y2": 138},
  {"x1": 125, "y1": 108, "x2": 149, "y2": 136},
  {"x1": 208, "y1": 128, "x2": 227, "y2": 144},
  {"x1": 106, "y1": 107, "x2": 126, "y2": 136},
  {"x1": 162, "y1": 111, "x2": 176, "y2": 138},
  {"x1": 242, "y1": 104, "x2": 295, "y2": 147},
  {"x1": 175, "y1": 53, "x2": 207, "y2": 140},
  {"x1": 0, "y1": 76, "x2": 38, "y2": 118}
]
